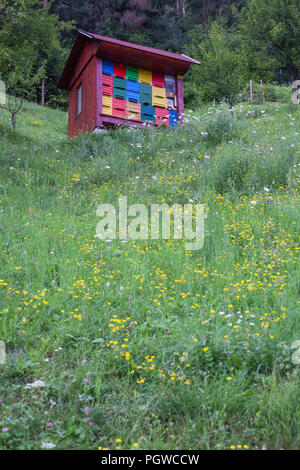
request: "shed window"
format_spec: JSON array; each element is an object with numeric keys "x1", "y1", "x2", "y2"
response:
[{"x1": 77, "y1": 85, "x2": 82, "y2": 116}]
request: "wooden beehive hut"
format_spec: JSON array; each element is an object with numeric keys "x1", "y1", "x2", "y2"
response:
[{"x1": 58, "y1": 29, "x2": 200, "y2": 138}]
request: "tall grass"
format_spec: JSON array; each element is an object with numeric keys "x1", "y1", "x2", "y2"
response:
[{"x1": 0, "y1": 96, "x2": 299, "y2": 450}]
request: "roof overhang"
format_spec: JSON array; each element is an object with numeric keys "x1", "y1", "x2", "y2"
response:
[{"x1": 58, "y1": 30, "x2": 200, "y2": 90}]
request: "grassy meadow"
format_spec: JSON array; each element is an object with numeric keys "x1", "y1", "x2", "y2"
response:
[{"x1": 0, "y1": 93, "x2": 299, "y2": 450}]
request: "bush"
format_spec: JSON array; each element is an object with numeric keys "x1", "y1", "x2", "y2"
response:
[
  {"x1": 263, "y1": 84, "x2": 291, "y2": 104},
  {"x1": 204, "y1": 111, "x2": 241, "y2": 145}
]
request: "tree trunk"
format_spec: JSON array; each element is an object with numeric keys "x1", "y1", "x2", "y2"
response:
[
  {"x1": 182, "y1": 0, "x2": 185, "y2": 16},
  {"x1": 229, "y1": 100, "x2": 234, "y2": 118},
  {"x1": 11, "y1": 112, "x2": 16, "y2": 129}
]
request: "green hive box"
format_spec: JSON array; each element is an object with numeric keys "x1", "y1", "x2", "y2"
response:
[
  {"x1": 126, "y1": 66, "x2": 139, "y2": 82},
  {"x1": 113, "y1": 77, "x2": 127, "y2": 99},
  {"x1": 140, "y1": 84, "x2": 152, "y2": 105}
]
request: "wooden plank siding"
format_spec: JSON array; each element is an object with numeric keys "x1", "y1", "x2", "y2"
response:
[
  {"x1": 67, "y1": 40, "x2": 99, "y2": 91},
  {"x1": 68, "y1": 56, "x2": 97, "y2": 137}
]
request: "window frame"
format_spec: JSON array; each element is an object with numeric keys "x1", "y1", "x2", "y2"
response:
[{"x1": 77, "y1": 84, "x2": 82, "y2": 117}]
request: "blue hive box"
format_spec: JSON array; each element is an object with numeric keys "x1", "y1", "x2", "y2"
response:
[
  {"x1": 102, "y1": 60, "x2": 114, "y2": 76},
  {"x1": 141, "y1": 104, "x2": 155, "y2": 122},
  {"x1": 126, "y1": 80, "x2": 140, "y2": 102},
  {"x1": 169, "y1": 109, "x2": 178, "y2": 127}
]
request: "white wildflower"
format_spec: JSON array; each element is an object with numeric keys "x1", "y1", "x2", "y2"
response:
[{"x1": 25, "y1": 380, "x2": 47, "y2": 389}]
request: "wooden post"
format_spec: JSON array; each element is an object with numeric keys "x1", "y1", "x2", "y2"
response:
[
  {"x1": 177, "y1": 75, "x2": 184, "y2": 125},
  {"x1": 96, "y1": 58, "x2": 103, "y2": 129},
  {"x1": 260, "y1": 80, "x2": 264, "y2": 104},
  {"x1": 250, "y1": 80, "x2": 253, "y2": 104}
]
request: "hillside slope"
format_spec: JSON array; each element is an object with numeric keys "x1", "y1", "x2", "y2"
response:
[{"x1": 0, "y1": 98, "x2": 299, "y2": 450}]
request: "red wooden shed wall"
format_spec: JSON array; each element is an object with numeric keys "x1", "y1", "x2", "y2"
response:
[{"x1": 68, "y1": 55, "x2": 97, "y2": 138}]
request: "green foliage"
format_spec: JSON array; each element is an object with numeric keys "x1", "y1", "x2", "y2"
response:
[
  {"x1": 204, "y1": 110, "x2": 241, "y2": 144},
  {"x1": 185, "y1": 21, "x2": 247, "y2": 109},
  {"x1": 239, "y1": 0, "x2": 300, "y2": 83},
  {"x1": 262, "y1": 84, "x2": 292, "y2": 104},
  {"x1": 0, "y1": 0, "x2": 73, "y2": 122}
]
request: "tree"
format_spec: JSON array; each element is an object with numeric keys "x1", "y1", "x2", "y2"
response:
[
  {"x1": 239, "y1": 0, "x2": 300, "y2": 92},
  {"x1": 0, "y1": 0, "x2": 73, "y2": 127},
  {"x1": 185, "y1": 21, "x2": 246, "y2": 115}
]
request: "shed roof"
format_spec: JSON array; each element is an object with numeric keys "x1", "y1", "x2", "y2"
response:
[{"x1": 58, "y1": 29, "x2": 200, "y2": 90}]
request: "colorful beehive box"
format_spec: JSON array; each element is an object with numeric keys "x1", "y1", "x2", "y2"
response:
[
  {"x1": 141, "y1": 104, "x2": 155, "y2": 122},
  {"x1": 102, "y1": 95, "x2": 113, "y2": 115},
  {"x1": 127, "y1": 101, "x2": 141, "y2": 121},
  {"x1": 166, "y1": 96, "x2": 177, "y2": 109},
  {"x1": 102, "y1": 60, "x2": 114, "y2": 76},
  {"x1": 152, "y1": 72, "x2": 165, "y2": 88},
  {"x1": 113, "y1": 97, "x2": 127, "y2": 118},
  {"x1": 102, "y1": 74, "x2": 113, "y2": 96},
  {"x1": 165, "y1": 75, "x2": 176, "y2": 93},
  {"x1": 169, "y1": 109, "x2": 178, "y2": 127},
  {"x1": 139, "y1": 68, "x2": 152, "y2": 85},
  {"x1": 113, "y1": 77, "x2": 127, "y2": 100},
  {"x1": 114, "y1": 63, "x2": 126, "y2": 79},
  {"x1": 152, "y1": 86, "x2": 167, "y2": 108},
  {"x1": 126, "y1": 66, "x2": 139, "y2": 82},
  {"x1": 126, "y1": 80, "x2": 140, "y2": 103},
  {"x1": 140, "y1": 83, "x2": 152, "y2": 105},
  {"x1": 155, "y1": 107, "x2": 169, "y2": 126}
]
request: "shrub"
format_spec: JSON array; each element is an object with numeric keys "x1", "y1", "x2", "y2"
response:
[
  {"x1": 263, "y1": 84, "x2": 291, "y2": 104},
  {"x1": 204, "y1": 111, "x2": 240, "y2": 145}
]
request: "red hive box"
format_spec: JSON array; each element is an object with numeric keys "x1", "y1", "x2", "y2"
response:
[
  {"x1": 155, "y1": 107, "x2": 169, "y2": 126},
  {"x1": 102, "y1": 74, "x2": 113, "y2": 96},
  {"x1": 113, "y1": 97, "x2": 127, "y2": 118},
  {"x1": 152, "y1": 72, "x2": 165, "y2": 88},
  {"x1": 114, "y1": 63, "x2": 126, "y2": 79}
]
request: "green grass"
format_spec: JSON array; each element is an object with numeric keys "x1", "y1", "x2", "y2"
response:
[{"x1": 0, "y1": 97, "x2": 299, "y2": 450}]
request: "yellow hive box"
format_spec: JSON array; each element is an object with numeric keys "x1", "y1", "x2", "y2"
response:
[
  {"x1": 139, "y1": 68, "x2": 152, "y2": 85},
  {"x1": 152, "y1": 86, "x2": 166, "y2": 108},
  {"x1": 102, "y1": 95, "x2": 112, "y2": 115}
]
